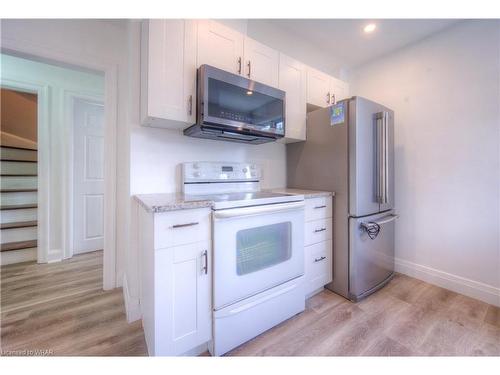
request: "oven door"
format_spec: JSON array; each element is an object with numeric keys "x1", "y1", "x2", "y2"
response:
[
  {"x1": 198, "y1": 64, "x2": 286, "y2": 138},
  {"x1": 213, "y1": 201, "x2": 304, "y2": 310}
]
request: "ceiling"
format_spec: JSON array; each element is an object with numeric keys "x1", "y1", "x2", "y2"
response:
[{"x1": 264, "y1": 19, "x2": 461, "y2": 68}]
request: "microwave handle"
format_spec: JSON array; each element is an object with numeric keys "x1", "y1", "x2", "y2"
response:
[{"x1": 213, "y1": 201, "x2": 304, "y2": 220}]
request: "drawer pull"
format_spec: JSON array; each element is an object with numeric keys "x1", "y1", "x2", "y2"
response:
[
  {"x1": 314, "y1": 228, "x2": 326, "y2": 233},
  {"x1": 314, "y1": 256, "x2": 326, "y2": 263},
  {"x1": 314, "y1": 205, "x2": 327, "y2": 209},
  {"x1": 171, "y1": 222, "x2": 199, "y2": 229}
]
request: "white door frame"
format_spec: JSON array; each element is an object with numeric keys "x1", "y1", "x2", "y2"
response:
[
  {"x1": 64, "y1": 92, "x2": 105, "y2": 259},
  {"x1": 1, "y1": 41, "x2": 118, "y2": 290},
  {"x1": 0, "y1": 79, "x2": 50, "y2": 265}
]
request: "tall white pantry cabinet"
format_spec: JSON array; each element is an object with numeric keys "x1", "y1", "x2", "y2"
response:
[{"x1": 140, "y1": 19, "x2": 349, "y2": 143}]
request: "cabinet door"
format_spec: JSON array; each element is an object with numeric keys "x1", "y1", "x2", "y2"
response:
[
  {"x1": 330, "y1": 77, "x2": 350, "y2": 104},
  {"x1": 141, "y1": 19, "x2": 197, "y2": 128},
  {"x1": 155, "y1": 241, "x2": 211, "y2": 356},
  {"x1": 197, "y1": 20, "x2": 244, "y2": 74},
  {"x1": 243, "y1": 37, "x2": 279, "y2": 87},
  {"x1": 306, "y1": 67, "x2": 331, "y2": 108},
  {"x1": 279, "y1": 54, "x2": 306, "y2": 142}
]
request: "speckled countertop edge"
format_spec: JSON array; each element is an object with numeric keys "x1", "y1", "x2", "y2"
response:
[{"x1": 134, "y1": 188, "x2": 334, "y2": 213}]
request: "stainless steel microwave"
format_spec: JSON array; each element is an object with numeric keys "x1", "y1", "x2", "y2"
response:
[{"x1": 184, "y1": 65, "x2": 286, "y2": 144}]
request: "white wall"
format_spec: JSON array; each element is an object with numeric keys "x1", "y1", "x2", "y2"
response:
[
  {"x1": 246, "y1": 20, "x2": 343, "y2": 77},
  {"x1": 350, "y1": 20, "x2": 500, "y2": 304},
  {"x1": 1, "y1": 53, "x2": 104, "y2": 262}
]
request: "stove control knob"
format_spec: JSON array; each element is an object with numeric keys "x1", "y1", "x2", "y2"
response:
[
  {"x1": 242, "y1": 167, "x2": 248, "y2": 173},
  {"x1": 193, "y1": 172, "x2": 200, "y2": 178}
]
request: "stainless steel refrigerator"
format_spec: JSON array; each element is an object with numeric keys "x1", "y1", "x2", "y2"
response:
[{"x1": 287, "y1": 96, "x2": 398, "y2": 301}]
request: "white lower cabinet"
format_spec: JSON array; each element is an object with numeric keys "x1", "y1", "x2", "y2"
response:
[
  {"x1": 139, "y1": 207, "x2": 212, "y2": 356},
  {"x1": 303, "y1": 196, "x2": 333, "y2": 296},
  {"x1": 155, "y1": 241, "x2": 211, "y2": 356}
]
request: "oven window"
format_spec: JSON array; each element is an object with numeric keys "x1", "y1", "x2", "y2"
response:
[
  {"x1": 207, "y1": 78, "x2": 284, "y2": 135},
  {"x1": 236, "y1": 222, "x2": 291, "y2": 276}
]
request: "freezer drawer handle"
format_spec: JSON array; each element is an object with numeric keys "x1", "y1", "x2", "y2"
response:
[
  {"x1": 314, "y1": 227, "x2": 326, "y2": 233},
  {"x1": 314, "y1": 256, "x2": 326, "y2": 262},
  {"x1": 360, "y1": 214, "x2": 399, "y2": 240},
  {"x1": 314, "y1": 205, "x2": 327, "y2": 209}
]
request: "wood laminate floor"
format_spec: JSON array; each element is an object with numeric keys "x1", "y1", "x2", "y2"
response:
[
  {"x1": 227, "y1": 275, "x2": 500, "y2": 356},
  {"x1": 0, "y1": 251, "x2": 147, "y2": 356},
  {"x1": 1, "y1": 251, "x2": 498, "y2": 356}
]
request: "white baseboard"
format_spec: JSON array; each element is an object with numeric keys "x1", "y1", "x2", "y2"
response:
[
  {"x1": 123, "y1": 273, "x2": 142, "y2": 323},
  {"x1": 0, "y1": 247, "x2": 37, "y2": 265},
  {"x1": 395, "y1": 257, "x2": 500, "y2": 307}
]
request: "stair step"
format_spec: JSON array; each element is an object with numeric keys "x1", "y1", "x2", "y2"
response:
[
  {"x1": 0, "y1": 176, "x2": 37, "y2": 190},
  {"x1": 0, "y1": 189, "x2": 37, "y2": 193},
  {"x1": 1, "y1": 239, "x2": 37, "y2": 252},
  {"x1": 0, "y1": 207, "x2": 37, "y2": 224},
  {"x1": 0, "y1": 174, "x2": 38, "y2": 177},
  {"x1": 1, "y1": 160, "x2": 38, "y2": 175},
  {"x1": 0, "y1": 145, "x2": 38, "y2": 151},
  {"x1": 0, "y1": 204, "x2": 38, "y2": 210},
  {"x1": 0, "y1": 147, "x2": 37, "y2": 162},
  {"x1": 0, "y1": 220, "x2": 37, "y2": 229}
]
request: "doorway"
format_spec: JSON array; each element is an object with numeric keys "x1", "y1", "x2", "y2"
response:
[
  {"x1": 0, "y1": 53, "x2": 112, "y2": 290},
  {"x1": 0, "y1": 88, "x2": 39, "y2": 265}
]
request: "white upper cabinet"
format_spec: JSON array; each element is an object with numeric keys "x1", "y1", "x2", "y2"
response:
[
  {"x1": 197, "y1": 20, "x2": 244, "y2": 74},
  {"x1": 330, "y1": 76, "x2": 350, "y2": 104},
  {"x1": 141, "y1": 19, "x2": 197, "y2": 129},
  {"x1": 279, "y1": 53, "x2": 306, "y2": 142},
  {"x1": 307, "y1": 67, "x2": 332, "y2": 108},
  {"x1": 243, "y1": 37, "x2": 279, "y2": 87},
  {"x1": 307, "y1": 67, "x2": 350, "y2": 109}
]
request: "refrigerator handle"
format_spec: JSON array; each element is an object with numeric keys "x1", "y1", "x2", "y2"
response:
[
  {"x1": 383, "y1": 111, "x2": 389, "y2": 204},
  {"x1": 375, "y1": 112, "x2": 384, "y2": 204}
]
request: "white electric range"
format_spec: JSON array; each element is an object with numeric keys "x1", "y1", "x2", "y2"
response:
[{"x1": 182, "y1": 162, "x2": 306, "y2": 356}]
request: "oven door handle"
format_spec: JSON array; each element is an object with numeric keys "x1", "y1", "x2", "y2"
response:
[{"x1": 213, "y1": 201, "x2": 304, "y2": 219}]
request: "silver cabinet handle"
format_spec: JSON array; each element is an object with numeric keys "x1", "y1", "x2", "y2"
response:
[
  {"x1": 314, "y1": 205, "x2": 327, "y2": 209},
  {"x1": 331, "y1": 93, "x2": 336, "y2": 105},
  {"x1": 326, "y1": 92, "x2": 331, "y2": 104},
  {"x1": 188, "y1": 95, "x2": 193, "y2": 116},
  {"x1": 237, "y1": 57, "x2": 242, "y2": 74},
  {"x1": 247, "y1": 60, "x2": 251, "y2": 78},
  {"x1": 314, "y1": 228, "x2": 326, "y2": 233},
  {"x1": 171, "y1": 222, "x2": 199, "y2": 229},
  {"x1": 314, "y1": 256, "x2": 326, "y2": 262},
  {"x1": 202, "y1": 250, "x2": 208, "y2": 275}
]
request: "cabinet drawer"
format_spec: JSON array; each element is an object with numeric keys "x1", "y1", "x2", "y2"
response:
[
  {"x1": 305, "y1": 197, "x2": 332, "y2": 222},
  {"x1": 154, "y1": 208, "x2": 211, "y2": 249},
  {"x1": 305, "y1": 240, "x2": 332, "y2": 295},
  {"x1": 305, "y1": 218, "x2": 332, "y2": 246}
]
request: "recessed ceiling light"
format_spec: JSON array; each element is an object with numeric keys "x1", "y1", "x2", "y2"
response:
[
  {"x1": 364, "y1": 23, "x2": 377, "y2": 33},
  {"x1": 246, "y1": 90, "x2": 253, "y2": 95}
]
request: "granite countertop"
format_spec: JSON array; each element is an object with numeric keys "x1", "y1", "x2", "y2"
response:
[
  {"x1": 269, "y1": 188, "x2": 334, "y2": 199},
  {"x1": 134, "y1": 188, "x2": 334, "y2": 213},
  {"x1": 134, "y1": 193, "x2": 213, "y2": 213}
]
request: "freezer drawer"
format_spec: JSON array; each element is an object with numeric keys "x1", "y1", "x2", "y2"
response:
[{"x1": 349, "y1": 210, "x2": 397, "y2": 300}]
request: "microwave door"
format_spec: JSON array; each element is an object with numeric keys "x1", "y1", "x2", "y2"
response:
[{"x1": 199, "y1": 65, "x2": 285, "y2": 138}]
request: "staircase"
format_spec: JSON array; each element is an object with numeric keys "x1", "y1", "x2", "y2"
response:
[{"x1": 1, "y1": 145, "x2": 38, "y2": 265}]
